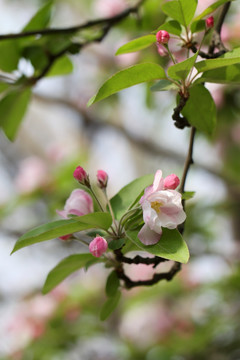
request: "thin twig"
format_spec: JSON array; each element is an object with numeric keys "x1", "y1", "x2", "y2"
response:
[{"x1": 179, "y1": 127, "x2": 196, "y2": 196}]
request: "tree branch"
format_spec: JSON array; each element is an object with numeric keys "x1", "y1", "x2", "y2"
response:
[{"x1": 0, "y1": 0, "x2": 146, "y2": 41}]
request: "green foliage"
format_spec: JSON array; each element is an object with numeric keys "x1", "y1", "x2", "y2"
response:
[
  {"x1": 181, "y1": 85, "x2": 216, "y2": 136},
  {"x1": 47, "y1": 56, "x2": 73, "y2": 77},
  {"x1": 195, "y1": 47, "x2": 240, "y2": 73},
  {"x1": 193, "y1": 0, "x2": 235, "y2": 22},
  {"x1": 126, "y1": 229, "x2": 190, "y2": 263},
  {"x1": 168, "y1": 54, "x2": 198, "y2": 81},
  {"x1": 87, "y1": 63, "x2": 166, "y2": 105},
  {"x1": 108, "y1": 238, "x2": 126, "y2": 250},
  {"x1": 105, "y1": 271, "x2": 120, "y2": 297},
  {"x1": 23, "y1": 0, "x2": 53, "y2": 31},
  {"x1": 151, "y1": 79, "x2": 179, "y2": 91},
  {"x1": 190, "y1": 19, "x2": 206, "y2": 34},
  {"x1": 156, "y1": 20, "x2": 182, "y2": 36},
  {"x1": 0, "y1": 40, "x2": 19, "y2": 72},
  {"x1": 11, "y1": 212, "x2": 112, "y2": 253},
  {"x1": 201, "y1": 64, "x2": 240, "y2": 84},
  {"x1": 162, "y1": 0, "x2": 197, "y2": 27},
  {"x1": 100, "y1": 290, "x2": 121, "y2": 320},
  {"x1": 182, "y1": 191, "x2": 195, "y2": 200},
  {"x1": 0, "y1": 88, "x2": 31, "y2": 141},
  {"x1": 110, "y1": 173, "x2": 154, "y2": 220},
  {"x1": 115, "y1": 35, "x2": 156, "y2": 55},
  {"x1": 43, "y1": 254, "x2": 97, "y2": 294}
]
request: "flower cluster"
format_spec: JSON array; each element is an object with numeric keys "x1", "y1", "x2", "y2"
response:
[{"x1": 138, "y1": 170, "x2": 186, "y2": 245}]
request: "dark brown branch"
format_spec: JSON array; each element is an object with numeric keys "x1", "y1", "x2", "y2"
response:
[
  {"x1": 179, "y1": 127, "x2": 196, "y2": 196},
  {"x1": 0, "y1": 0, "x2": 146, "y2": 41},
  {"x1": 172, "y1": 93, "x2": 190, "y2": 129},
  {"x1": 116, "y1": 262, "x2": 181, "y2": 289},
  {"x1": 114, "y1": 249, "x2": 167, "y2": 268}
]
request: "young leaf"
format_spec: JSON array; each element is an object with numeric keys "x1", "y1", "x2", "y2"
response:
[
  {"x1": 193, "y1": 0, "x2": 235, "y2": 22},
  {"x1": 201, "y1": 64, "x2": 240, "y2": 84},
  {"x1": 181, "y1": 84, "x2": 216, "y2": 136},
  {"x1": 126, "y1": 229, "x2": 189, "y2": 264},
  {"x1": 195, "y1": 47, "x2": 240, "y2": 73},
  {"x1": 110, "y1": 173, "x2": 154, "y2": 220},
  {"x1": 190, "y1": 19, "x2": 206, "y2": 34},
  {"x1": 108, "y1": 238, "x2": 126, "y2": 250},
  {"x1": 168, "y1": 53, "x2": 198, "y2": 81},
  {"x1": 0, "y1": 89, "x2": 31, "y2": 141},
  {"x1": 0, "y1": 41, "x2": 19, "y2": 72},
  {"x1": 162, "y1": 0, "x2": 198, "y2": 27},
  {"x1": 115, "y1": 35, "x2": 156, "y2": 55},
  {"x1": 87, "y1": 63, "x2": 166, "y2": 106},
  {"x1": 151, "y1": 79, "x2": 179, "y2": 92},
  {"x1": 42, "y1": 254, "x2": 96, "y2": 294},
  {"x1": 100, "y1": 290, "x2": 121, "y2": 321},
  {"x1": 23, "y1": 0, "x2": 53, "y2": 31},
  {"x1": 105, "y1": 271, "x2": 120, "y2": 297},
  {"x1": 47, "y1": 56, "x2": 74, "y2": 77},
  {"x1": 182, "y1": 191, "x2": 195, "y2": 200},
  {"x1": 11, "y1": 212, "x2": 112, "y2": 253},
  {"x1": 156, "y1": 20, "x2": 182, "y2": 36}
]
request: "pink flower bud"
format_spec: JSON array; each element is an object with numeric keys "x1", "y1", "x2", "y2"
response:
[
  {"x1": 97, "y1": 170, "x2": 108, "y2": 188},
  {"x1": 73, "y1": 166, "x2": 90, "y2": 186},
  {"x1": 156, "y1": 30, "x2": 170, "y2": 44},
  {"x1": 59, "y1": 234, "x2": 72, "y2": 241},
  {"x1": 205, "y1": 16, "x2": 214, "y2": 29},
  {"x1": 89, "y1": 236, "x2": 108, "y2": 257},
  {"x1": 163, "y1": 174, "x2": 180, "y2": 190}
]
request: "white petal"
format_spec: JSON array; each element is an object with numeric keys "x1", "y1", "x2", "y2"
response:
[{"x1": 138, "y1": 224, "x2": 162, "y2": 245}]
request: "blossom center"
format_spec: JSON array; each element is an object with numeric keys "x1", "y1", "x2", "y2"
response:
[{"x1": 151, "y1": 201, "x2": 163, "y2": 213}]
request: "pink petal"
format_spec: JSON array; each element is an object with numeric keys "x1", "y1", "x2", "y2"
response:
[
  {"x1": 138, "y1": 224, "x2": 162, "y2": 245},
  {"x1": 153, "y1": 170, "x2": 164, "y2": 192}
]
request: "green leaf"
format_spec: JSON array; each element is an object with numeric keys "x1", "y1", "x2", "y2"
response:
[
  {"x1": 47, "y1": 56, "x2": 74, "y2": 77},
  {"x1": 151, "y1": 79, "x2": 179, "y2": 91},
  {"x1": 200, "y1": 64, "x2": 240, "y2": 84},
  {"x1": 181, "y1": 84, "x2": 216, "y2": 136},
  {"x1": 100, "y1": 290, "x2": 121, "y2": 321},
  {"x1": 193, "y1": 0, "x2": 235, "y2": 22},
  {"x1": 105, "y1": 271, "x2": 120, "y2": 297},
  {"x1": 115, "y1": 35, "x2": 156, "y2": 55},
  {"x1": 182, "y1": 191, "x2": 195, "y2": 200},
  {"x1": 168, "y1": 53, "x2": 197, "y2": 81},
  {"x1": 108, "y1": 238, "x2": 126, "y2": 250},
  {"x1": 23, "y1": 0, "x2": 53, "y2": 31},
  {"x1": 162, "y1": 0, "x2": 198, "y2": 27},
  {"x1": 110, "y1": 173, "x2": 154, "y2": 220},
  {"x1": 42, "y1": 254, "x2": 95, "y2": 294},
  {"x1": 11, "y1": 212, "x2": 112, "y2": 253},
  {"x1": 87, "y1": 63, "x2": 166, "y2": 106},
  {"x1": 126, "y1": 229, "x2": 189, "y2": 264},
  {"x1": 156, "y1": 20, "x2": 182, "y2": 36},
  {"x1": 0, "y1": 41, "x2": 19, "y2": 72},
  {"x1": 0, "y1": 89, "x2": 31, "y2": 141},
  {"x1": 195, "y1": 47, "x2": 240, "y2": 73},
  {"x1": 190, "y1": 19, "x2": 206, "y2": 34}
]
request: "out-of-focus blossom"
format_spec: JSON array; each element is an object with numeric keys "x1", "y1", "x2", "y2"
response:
[
  {"x1": 15, "y1": 156, "x2": 49, "y2": 194},
  {"x1": 94, "y1": 0, "x2": 127, "y2": 17},
  {"x1": 57, "y1": 189, "x2": 93, "y2": 219},
  {"x1": 156, "y1": 43, "x2": 169, "y2": 57},
  {"x1": 97, "y1": 169, "x2": 108, "y2": 188},
  {"x1": 89, "y1": 236, "x2": 108, "y2": 257},
  {"x1": 138, "y1": 170, "x2": 186, "y2": 245},
  {"x1": 206, "y1": 83, "x2": 225, "y2": 108},
  {"x1": 205, "y1": 16, "x2": 214, "y2": 29}
]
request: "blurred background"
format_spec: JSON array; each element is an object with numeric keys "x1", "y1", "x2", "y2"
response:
[{"x1": 0, "y1": 0, "x2": 240, "y2": 359}]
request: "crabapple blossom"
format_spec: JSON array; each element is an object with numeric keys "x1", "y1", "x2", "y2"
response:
[
  {"x1": 73, "y1": 166, "x2": 89, "y2": 186},
  {"x1": 138, "y1": 170, "x2": 186, "y2": 245},
  {"x1": 57, "y1": 189, "x2": 93, "y2": 219},
  {"x1": 89, "y1": 236, "x2": 108, "y2": 257},
  {"x1": 97, "y1": 169, "x2": 108, "y2": 188},
  {"x1": 156, "y1": 30, "x2": 170, "y2": 44},
  {"x1": 205, "y1": 16, "x2": 214, "y2": 29},
  {"x1": 164, "y1": 174, "x2": 180, "y2": 190}
]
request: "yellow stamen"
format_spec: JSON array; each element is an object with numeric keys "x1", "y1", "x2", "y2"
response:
[{"x1": 151, "y1": 201, "x2": 163, "y2": 213}]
